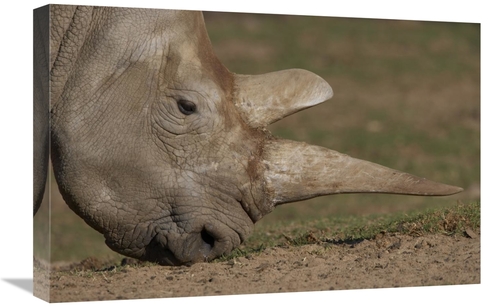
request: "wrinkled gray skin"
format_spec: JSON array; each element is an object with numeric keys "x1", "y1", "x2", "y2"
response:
[
  {"x1": 33, "y1": 5, "x2": 50, "y2": 215},
  {"x1": 33, "y1": 6, "x2": 462, "y2": 265}
]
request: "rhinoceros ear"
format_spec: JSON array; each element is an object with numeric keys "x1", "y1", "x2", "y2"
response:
[{"x1": 233, "y1": 69, "x2": 333, "y2": 128}]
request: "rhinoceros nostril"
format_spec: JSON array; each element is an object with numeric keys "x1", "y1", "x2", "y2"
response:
[{"x1": 200, "y1": 228, "x2": 215, "y2": 248}]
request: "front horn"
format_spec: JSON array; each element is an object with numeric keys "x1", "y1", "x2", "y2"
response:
[{"x1": 261, "y1": 139, "x2": 463, "y2": 206}]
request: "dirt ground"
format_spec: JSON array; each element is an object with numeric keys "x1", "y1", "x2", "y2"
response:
[{"x1": 34, "y1": 232, "x2": 480, "y2": 302}]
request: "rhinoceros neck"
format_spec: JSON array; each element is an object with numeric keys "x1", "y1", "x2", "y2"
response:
[{"x1": 49, "y1": 5, "x2": 94, "y2": 108}]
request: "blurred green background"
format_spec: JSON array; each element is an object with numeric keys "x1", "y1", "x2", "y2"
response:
[{"x1": 34, "y1": 11, "x2": 480, "y2": 263}]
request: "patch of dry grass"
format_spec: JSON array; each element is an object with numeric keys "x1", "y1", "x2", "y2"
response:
[{"x1": 218, "y1": 201, "x2": 480, "y2": 261}]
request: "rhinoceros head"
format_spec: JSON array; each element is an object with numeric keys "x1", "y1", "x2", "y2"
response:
[{"x1": 44, "y1": 6, "x2": 462, "y2": 265}]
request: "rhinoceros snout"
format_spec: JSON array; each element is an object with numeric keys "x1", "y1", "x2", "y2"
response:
[{"x1": 141, "y1": 223, "x2": 237, "y2": 266}]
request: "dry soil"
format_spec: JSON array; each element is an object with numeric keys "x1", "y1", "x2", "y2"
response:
[{"x1": 34, "y1": 232, "x2": 480, "y2": 302}]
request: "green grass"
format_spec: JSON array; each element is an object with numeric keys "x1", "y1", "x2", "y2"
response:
[{"x1": 215, "y1": 201, "x2": 480, "y2": 262}]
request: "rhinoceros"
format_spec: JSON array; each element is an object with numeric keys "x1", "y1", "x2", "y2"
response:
[{"x1": 33, "y1": 5, "x2": 462, "y2": 265}]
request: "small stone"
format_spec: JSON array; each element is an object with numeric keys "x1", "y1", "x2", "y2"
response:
[{"x1": 464, "y1": 228, "x2": 478, "y2": 239}]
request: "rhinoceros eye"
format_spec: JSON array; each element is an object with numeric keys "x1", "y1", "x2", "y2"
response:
[{"x1": 177, "y1": 99, "x2": 197, "y2": 115}]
